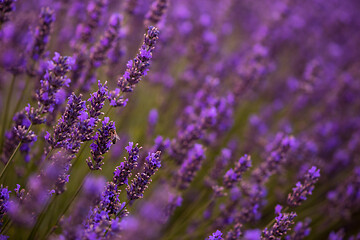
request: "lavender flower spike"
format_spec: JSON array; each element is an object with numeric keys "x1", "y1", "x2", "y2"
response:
[
  {"x1": 90, "y1": 13, "x2": 122, "y2": 68},
  {"x1": 223, "y1": 155, "x2": 252, "y2": 189},
  {"x1": 207, "y1": 230, "x2": 223, "y2": 240},
  {"x1": 26, "y1": 52, "x2": 74, "y2": 124},
  {"x1": 262, "y1": 205, "x2": 297, "y2": 240},
  {"x1": 0, "y1": 185, "x2": 10, "y2": 227},
  {"x1": 175, "y1": 144, "x2": 205, "y2": 190},
  {"x1": 109, "y1": 26, "x2": 159, "y2": 107},
  {"x1": 0, "y1": 0, "x2": 16, "y2": 26},
  {"x1": 127, "y1": 151, "x2": 161, "y2": 200},
  {"x1": 46, "y1": 93, "x2": 86, "y2": 149},
  {"x1": 144, "y1": 0, "x2": 168, "y2": 27},
  {"x1": 30, "y1": 7, "x2": 55, "y2": 61},
  {"x1": 113, "y1": 142, "x2": 140, "y2": 186},
  {"x1": 288, "y1": 166, "x2": 320, "y2": 207},
  {"x1": 87, "y1": 117, "x2": 116, "y2": 170}
]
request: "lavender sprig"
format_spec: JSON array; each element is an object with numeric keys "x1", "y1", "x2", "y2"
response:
[
  {"x1": 45, "y1": 93, "x2": 86, "y2": 150},
  {"x1": 113, "y1": 142, "x2": 140, "y2": 186},
  {"x1": 262, "y1": 205, "x2": 297, "y2": 240},
  {"x1": 109, "y1": 26, "x2": 160, "y2": 107},
  {"x1": 174, "y1": 144, "x2": 205, "y2": 190},
  {"x1": 287, "y1": 166, "x2": 320, "y2": 207},
  {"x1": 29, "y1": 7, "x2": 55, "y2": 62},
  {"x1": 0, "y1": 185, "x2": 10, "y2": 227},
  {"x1": 207, "y1": 230, "x2": 223, "y2": 240},
  {"x1": 144, "y1": 0, "x2": 168, "y2": 27},
  {"x1": 27, "y1": 52, "x2": 74, "y2": 124},
  {"x1": 127, "y1": 151, "x2": 161, "y2": 200},
  {"x1": 86, "y1": 117, "x2": 116, "y2": 170},
  {"x1": 223, "y1": 155, "x2": 252, "y2": 189}
]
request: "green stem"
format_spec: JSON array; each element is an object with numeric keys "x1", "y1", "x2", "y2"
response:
[
  {"x1": 0, "y1": 74, "x2": 16, "y2": 155},
  {"x1": 0, "y1": 122, "x2": 33, "y2": 181},
  {"x1": 27, "y1": 196, "x2": 56, "y2": 240},
  {"x1": 8, "y1": 75, "x2": 31, "y2": 130},
  {"x1": 42, "y1": 171, "x2": 90, "y2": 239}
]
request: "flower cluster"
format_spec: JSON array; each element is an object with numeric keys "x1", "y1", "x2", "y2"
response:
[{"x1": 0, "y1": 0, "x2": 360, "y2": 239}]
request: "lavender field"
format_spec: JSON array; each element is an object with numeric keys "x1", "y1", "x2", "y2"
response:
[{"x1": 0, "y1": 0, "x2": 359, "y2": 239}]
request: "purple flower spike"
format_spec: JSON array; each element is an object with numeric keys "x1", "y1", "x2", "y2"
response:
[
  {"x1": 144, "y1": 0, "x2": 168, "y2": 27},
  {"x1": 127, "y1": 151, "x2": 162, "y2": 200},
  {"x1": 87, "y1": 117, "x2": 116, "y2": 170},
  {"x1": 27, "y1": 52, "x2": 74, "y2": 124},
  {"x1": 175, "y1": 144, "x2": 205, "y2": 190},
  {"x1": 288, "y1": 166, "x2": 320, "y2": 207},
  {"x1": 113, "y1": 142, "x2": 140, "y2": 186},
  {"x1": 46, "y1": 93, "x2": 86, "y2": 149},
  {"x1": 90, "y1": 13, "x2": 122, "y2": 68},
  {"x1": 119, "y1": 26, "x2": 159, "y2": 90},
  {"x1": 262, "y1": 205, "x2": 296, "y2": 239},
  {"x1": 285, "y1": 218, "x2": 311, "y2": 240},
  {"x1": 0, "y1": 185, "x2": 10, "y2": 227},
  {"x1": 225, "y1": 223, "x2": 242, "y2": 240},
  {"x1": 223, "y1": 155, "x2": 252, "y2": 189},
  {"x1": 207, "y1": 230, "x2": 223, "y2": 240},
  {"x1": 30, "y1": 7, "x2": 55, "y2": 62},
  {"x1": 76, "y1": 0, "x2": 108, "y2": 44}
]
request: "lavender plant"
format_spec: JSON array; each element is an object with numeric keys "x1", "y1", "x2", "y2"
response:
[{"x1": 0, "y1": 0, "x2": 359, "y2": 239}]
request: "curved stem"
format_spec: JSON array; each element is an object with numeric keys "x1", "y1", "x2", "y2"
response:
[{"x1": 0, "y1": 122, "x2": 33, "y2": 180}]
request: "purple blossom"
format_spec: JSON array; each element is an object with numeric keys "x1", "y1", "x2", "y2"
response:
[
  {"x1": 207, "y1": 230, "x2": 223, "y2": 240},
  {"x1": 0, "y1": 185, "x2": 10, "y2": 227},
  {"x1": 87, "y1": 117, "x2": 116, "y2": 170},
  {"x1": 113, "y1": 142, "x2": 140, "y2": 186},
  {"x1": 288, "y1": 166, "x2": 320, "y2": 207},
  {"x1": 127, "y1": 151, "x2": 161, "y2": 200},
  {"x1": 285, "y1": 218, "x2": 311, "y2": 240},
  {"x1": 111, "y1": 25, "x2": 159, "y2": 102},
  {"x1": 223, "y1": 155, "x2": 252, "y2": 189},
  {"x1": 46, "y1": 93, "x2": 86, "y2": 150},
  {"x1": 175, "y1": 144, "x2": 205, "y2": 190},
  {"x1": 76, "y1": 0, "x2": 108, "y2": 45},
  {"x1": 28, "y1": 52, "x2": 74, "y2": 123},
  {"x1": 262, "y1": 205, "x2": 296, "y2": 239},
  {"x1": 144, "y1": 0, "x2": 168, "y2": 27},
  {"x1": 225, "y1": 223, "x2": 242, "y2": 240},
  {"x1": 29, "y1": 7, "x2": 55, "y2": 62}
]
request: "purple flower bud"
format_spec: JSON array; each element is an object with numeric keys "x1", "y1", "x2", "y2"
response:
[
  {"x1": 87, "y1": 117, "x2": 116, "y2": 170},
  {"x1": 288, "y1": 166, "x2": 320, "y2": 207},
  {"x1": 175, "y1": 144, "x2": 205, "y2": 190},
  {"x1": 207, "y1": 230, "x2": 223, "y2": 240},
  {"x1": 114, "y1": 26, "x2": 159, "y2": 97},
  {"x1": 30, "y1": 7, "x2": 55, "y2": 61},
  {"x1": 262, "y1": 205, "x2": 296, "y2": 239},
  {"x1": 113, "y1": 142, "x2": 140, "y2": 186},
  {"x1": 223, "y1": 155, "x2": 252, "y2": 189},
  {"x1": 144, "y1": 0, "x2": 168, "y2": 27},
  {"x1": 127, "y1": 151, "x2": 162, "y2": 200}
]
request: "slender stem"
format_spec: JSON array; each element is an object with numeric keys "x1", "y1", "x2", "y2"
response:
[
  {"x1": 27, "y1": 196, "x2": 56, "y2": 240},
  {"x1": 0, "y1": 122, "x2": 33, "y2": 180},
  {"x1": 0, "y1": 74, "x2": 16, "y2": 155},
  {"x1": 42, "y1": 171, "x2": 90, "y2": 239}
]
